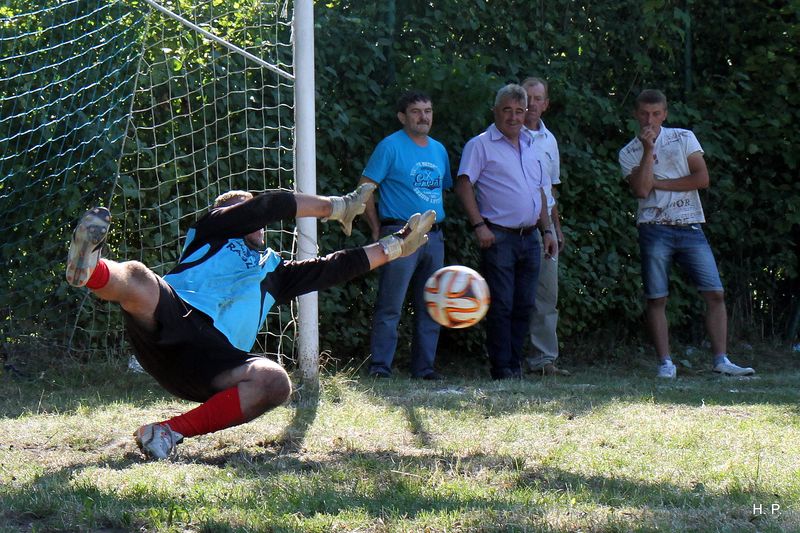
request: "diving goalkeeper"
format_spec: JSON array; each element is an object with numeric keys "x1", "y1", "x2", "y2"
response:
[{"x1": 65, "y1": 185, "x2": 434, "y2": 460}]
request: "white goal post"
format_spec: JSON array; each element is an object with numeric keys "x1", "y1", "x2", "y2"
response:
[
  {"x1": 139, "y1": 0, "x2": 320, "y2": 386},
  {"x1": 293, "y1": 0, "x2": 320, "y2": 388}
]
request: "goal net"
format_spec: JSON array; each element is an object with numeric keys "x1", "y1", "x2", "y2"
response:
[{"x1": 1, "y1": 0, "x2": 300, "y2": 366}]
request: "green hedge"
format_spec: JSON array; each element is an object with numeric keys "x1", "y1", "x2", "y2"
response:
[
  {"x1": 312, "y1": 0, "x2": 799, "y2": 364},
  {"x1": 3, "y1": 0, "x2": 796, "y2": 366}
]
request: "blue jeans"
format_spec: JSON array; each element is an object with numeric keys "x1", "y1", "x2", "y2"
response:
[
  {"x1": 369, "y1": 226, "x2": 444, "y2": 377},
  {"x1": 638, "y1": 224, "x2": 723, "y2": 299},
  {"x1": 480, "y1": 231, "x2": 541, "y2": 379}
]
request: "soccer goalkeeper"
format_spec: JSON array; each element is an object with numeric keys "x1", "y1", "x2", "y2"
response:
[{"x1": 65, "y1": 185, "x2": 434, "y2": 460}]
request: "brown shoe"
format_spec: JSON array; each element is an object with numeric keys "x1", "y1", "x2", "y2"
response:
[{"x1": 538, "y1": 363, "x2": 570, "y2": 376}]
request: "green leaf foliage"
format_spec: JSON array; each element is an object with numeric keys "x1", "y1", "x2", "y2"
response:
[
  {"x1": 313, "y1": 0, "x2": 800, "y2": 366},
  {"x1": 2, "y1": 0, "x2": 797, "y2": 368}
]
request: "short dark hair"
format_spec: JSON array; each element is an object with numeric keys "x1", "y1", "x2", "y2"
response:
[
  {"x1": 636, "y1": 89, "x2": 668, "y2": 109},
  {"x1": 396, "y1": 90, "x2": 432, "y2": 113}
]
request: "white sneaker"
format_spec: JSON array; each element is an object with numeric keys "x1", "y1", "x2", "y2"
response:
[
  {"x1": 134, "y1": 423, "x2": 184, "y2": 460},
  {"x1": 656, "y1": 361, "x2": 676, "y2": 379},
  {"x1": 713, "y1": 358, "x2": 755, "y2": 376}
]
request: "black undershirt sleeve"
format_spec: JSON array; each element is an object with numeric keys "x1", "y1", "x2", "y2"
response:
[
  {"x1": 266, "y1": 248, "x2": 372, "y2": 305},
  {"x1": 192, "y1": 190, "x2": 297, "y2": 241}
]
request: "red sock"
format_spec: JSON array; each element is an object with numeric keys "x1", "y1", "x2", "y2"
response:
[
  {"x1": 162, "y1": 386, "x2": 244, "y2": 438},
  {"x1": 86, "y1": 259, "x2": 110, "y2": 290}
]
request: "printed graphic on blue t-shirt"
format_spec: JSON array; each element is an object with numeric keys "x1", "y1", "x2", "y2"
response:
[
  {"x1": 411, "y1": 161, "x2": 444, "y2": 202},
  {"x1": 363, "y1": 130, "x2": 451, "y2": 222}
]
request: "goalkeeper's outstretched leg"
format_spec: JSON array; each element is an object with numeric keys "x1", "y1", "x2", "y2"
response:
[
  {"x1": 66, "y1": 206, "x2": 161, "y2": 325},
  {"x1": 64, "y1": 186, "x2": 433, "y2": 460}
]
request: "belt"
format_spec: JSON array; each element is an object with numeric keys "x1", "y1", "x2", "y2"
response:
[
  {"x1": 381, "y1": 218, "x2": 441, "y2": 232},
  {"x1": 485, "y1": 220, "x2": 535, "y2": 236},
  {"x1": 639, "y1": 222, "x2": 701, "y2": 230}
]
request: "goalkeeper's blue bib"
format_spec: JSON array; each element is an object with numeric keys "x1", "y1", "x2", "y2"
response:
[{"x1": 164, "y1": 228, "x2": 281, "y2": 352}]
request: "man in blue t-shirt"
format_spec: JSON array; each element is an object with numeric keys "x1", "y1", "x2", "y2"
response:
[{"x1": 358, "y1": 90, "x2": 452, "y2": 380}]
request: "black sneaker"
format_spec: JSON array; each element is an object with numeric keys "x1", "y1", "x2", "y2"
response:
[{"x1": 421, "y1": 371, "x2": 444, "y2": 381}]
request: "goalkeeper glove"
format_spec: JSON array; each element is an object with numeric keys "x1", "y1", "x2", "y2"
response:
[
  {"x1": 379, "y1": 210, "x2": 436, "y2": 261},
  {"x1": 324, "y1": 182, "x2": 376, "y2": 236}
]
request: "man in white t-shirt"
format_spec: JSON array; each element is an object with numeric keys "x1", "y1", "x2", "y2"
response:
[
  {"x1": 521, "y1": 77, "x2": 569, "y2": 376},
  {"x1": 619, "y1": 89, "x2": 755, "y2": 379}
]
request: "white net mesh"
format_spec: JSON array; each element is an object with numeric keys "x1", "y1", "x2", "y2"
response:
[
  {"x1": 1, "y1": 0, "x2": 298, "y2": 364},
  {"x1": 1, "y1": 0, "x2": 145, "y2": 354}
]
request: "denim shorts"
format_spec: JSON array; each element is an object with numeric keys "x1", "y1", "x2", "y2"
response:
[{"x1": 637, "y1": 224, "x2": 723, "y2": 299}]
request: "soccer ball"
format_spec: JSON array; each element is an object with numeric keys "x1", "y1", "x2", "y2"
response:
[{"x1": 424, "y1": 265, "x2": 490, "y2": 328}]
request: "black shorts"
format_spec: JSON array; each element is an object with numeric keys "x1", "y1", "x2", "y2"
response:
[{"x1": 123, "y1": 276, "x2": 253, "y2": 403}]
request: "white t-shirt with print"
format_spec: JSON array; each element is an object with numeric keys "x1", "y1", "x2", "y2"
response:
[{"x1": 619, "y1": 127, "x2": 706, "y2": 225}]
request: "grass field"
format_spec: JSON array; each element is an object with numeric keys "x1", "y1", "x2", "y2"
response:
[{"x1": 1, "y1": 345, "x2": 798, "y2": 532}]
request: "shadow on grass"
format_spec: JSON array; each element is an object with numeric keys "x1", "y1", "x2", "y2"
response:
[
  {"x1": 0, "y1": 365, "x2": 172, "y2": 418},
  {"x1": 352, "y1": 365, "x2": 800, "y2": 423},
  {"x1": 403, "y1": 404, "x2": 434, "y2": 447},
  {"x1": 276, "y1": 378, "x2": 321, "y2": 453},
  {"x1": 1, "y1": 447, "x2": 790, "y2": 531},
  {"x1": 2, "y1": 357, "x2": 798, "y2": 442}
]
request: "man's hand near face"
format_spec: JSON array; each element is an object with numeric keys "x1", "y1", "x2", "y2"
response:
[{"x1": 638, "y1": 125, "x2": 657, "y2": 148}]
